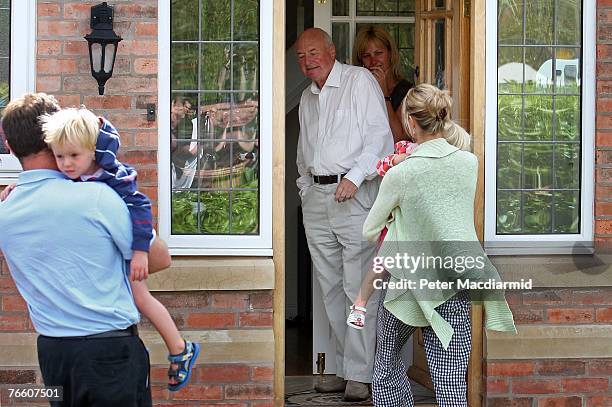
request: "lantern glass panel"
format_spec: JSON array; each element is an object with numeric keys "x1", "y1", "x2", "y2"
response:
[
  {"x1": 104, "y1": 43, "x2": 116, "y2": 73},
  {"x1": 91, "y1": 43, "x2": 102, "y2": 73}
]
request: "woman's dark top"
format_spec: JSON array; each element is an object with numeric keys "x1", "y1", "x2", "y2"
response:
[{"x1": 390, "y1": 79, "x2": 413, "y2": 111}]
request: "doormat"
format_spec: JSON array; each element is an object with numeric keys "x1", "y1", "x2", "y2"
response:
[
  {"x1": 285, "y1": 391, "x2": 372, "y2": 406},
  {"x1": 285, "y1": 390, "x2": 436, "y2": 406}
]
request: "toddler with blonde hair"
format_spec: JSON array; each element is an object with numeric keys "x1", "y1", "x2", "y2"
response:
[{"x1": 40, "y1": 107, "x2": 200, "y2": 391}]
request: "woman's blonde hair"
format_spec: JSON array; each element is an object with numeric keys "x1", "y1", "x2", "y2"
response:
[
  {"x1": 352, "y1": 25, "x2": 403, "y2": 83},
  {"x1": 41, "y1": 107, "x2": 99, "y2": 150},
  {"x1": 401, "y1": 83, "x2": 471, "y2": 151}
]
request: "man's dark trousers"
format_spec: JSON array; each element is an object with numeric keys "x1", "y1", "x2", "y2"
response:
[{"x1": 37, "y1": 334, "x2": 152, "y2": 407}]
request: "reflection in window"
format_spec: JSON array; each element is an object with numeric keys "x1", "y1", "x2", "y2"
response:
[
  {"x1": 0, "y1": 0, "x2": 10, "y2": 154},
  {"x1": 170, "y1": 0, "x2": 260, "y2": 235},
  {"x1": 496, "y1": 0, "x2": 581, "y2": 234}
]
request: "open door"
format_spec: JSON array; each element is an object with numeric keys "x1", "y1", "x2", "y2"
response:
[{"x1": 409, "y1": 0, "x2": 472, "y2": 390}]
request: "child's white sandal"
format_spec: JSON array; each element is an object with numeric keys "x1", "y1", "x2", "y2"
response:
[{"x1": 346, "y1": 305, "x2": 367, "y2": 330}]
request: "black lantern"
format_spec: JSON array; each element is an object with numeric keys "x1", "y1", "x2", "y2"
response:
[{"x1": 84, "y1": 2, "x2": 122, "y2": 95}]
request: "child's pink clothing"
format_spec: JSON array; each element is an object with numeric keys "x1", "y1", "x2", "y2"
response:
[{"x1": 376, "y1": 140, "x2": 418, "y2": 177}]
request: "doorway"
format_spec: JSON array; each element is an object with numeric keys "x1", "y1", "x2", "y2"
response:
[{"x1": 284, "y1": 0, "x2": 476, "y2": 404}]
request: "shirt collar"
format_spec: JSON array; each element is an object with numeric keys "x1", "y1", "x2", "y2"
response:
[
  {"x1": 408, "y1": 138, "x2": 459, "y2": 159},
  {"x1": 309, "y1": 60, "x2": 342, "y2": 94},
  {"x1": 17, "y1": 169, "x2": 68, "y2": 186}
]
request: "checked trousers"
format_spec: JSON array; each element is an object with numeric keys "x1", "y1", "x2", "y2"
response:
[{"x1": 372, "y1": 291, "x2": 472, "y2": 407}]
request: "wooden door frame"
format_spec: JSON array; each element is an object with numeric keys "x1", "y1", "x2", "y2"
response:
[{"x1": 274, "y1": 0, "x2": 487, "y2": 405}]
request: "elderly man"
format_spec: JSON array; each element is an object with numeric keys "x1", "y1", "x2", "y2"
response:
[{"x1": 295, "y1": 28, "x2": 394, "y2": 401}]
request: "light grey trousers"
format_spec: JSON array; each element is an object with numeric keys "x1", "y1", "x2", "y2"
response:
[{"x1": 301, "y1": 180, "x2": 380, "y2": 383}]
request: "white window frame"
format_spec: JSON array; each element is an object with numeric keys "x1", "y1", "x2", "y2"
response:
[
  {"x1": 157, "y1": 0, "x2": 273, "y2": 256},
  {"x1": 484, "y1": 0, "x2": 595, "y2": 255},
  {"x1": 0, "y1": 0, "x2": 36, "y2": 184},
  {"x1": 314, "y1": 0, "x2": 415, "y2": 61}
]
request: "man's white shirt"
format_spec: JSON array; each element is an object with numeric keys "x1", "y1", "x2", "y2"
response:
[{"x1": 296, "y1": 61, "x2": 394, "y2": 196}]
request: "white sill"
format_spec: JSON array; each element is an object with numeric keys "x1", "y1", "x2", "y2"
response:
[
  {"x1": 169, "y1": 247, "x2": 273, "y2": 256},
  {"x1": 485, "y1": 246, "x2": 595, "y2": 256}
]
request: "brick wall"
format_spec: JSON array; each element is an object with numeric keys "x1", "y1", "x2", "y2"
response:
[
  {"x1": 485, "y1": 288, "x2": 612, "y2": 406},
  {"x1": 146, "y1": 292, "x2": 274, "y2": 406},
  {"x1": 0, "y1": 2, "x2": 274, "y2": 406}
]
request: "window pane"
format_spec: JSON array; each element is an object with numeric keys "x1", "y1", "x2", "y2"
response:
[
  {"x1": 525, "y1": 0, "x2": 554, "y2": 45},
  {"x1": 357, "y1": 0, "x2": 413, "y2": 16},
  {"x1": 498, "y1": 0, "x2": 523, "y2": 45},
  {"x1": 496, "y1": 0, "x2": 582, "y2": 236},
  {"x1": 333, "y1": 0, "x2": 349, "y2": 16},
  {"x1": 171, "y1": 0, "x2": 260, "y2": 235},
  {"x1": 434, "y1": 19, "x2": 446, "y2": 89},
  {"x1": 171, "y1": 0, "x2": 199, "y2": 41},
  {"x1": 332, "y1": 22, "x2": 350, "y2": 65}
]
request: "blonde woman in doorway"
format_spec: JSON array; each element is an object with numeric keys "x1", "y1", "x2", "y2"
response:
[
  {"x1": 363, "y1": 84, "x2": 516, "y2": 406},
  {"x1": 352, "y1": 25, "x2": 413, "y2": 143}
]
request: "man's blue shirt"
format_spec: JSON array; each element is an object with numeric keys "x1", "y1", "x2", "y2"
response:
[{"x1": 0, "y1": 170, "x2": 140, "y2": 336}]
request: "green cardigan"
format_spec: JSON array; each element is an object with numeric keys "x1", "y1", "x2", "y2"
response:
[{"x1": 363, "y1": 138, "x2": 516, "y2": 349}]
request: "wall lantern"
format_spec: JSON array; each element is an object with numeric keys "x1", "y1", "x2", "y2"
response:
[{"x1": 84, "y1": 2, "x2": 122, "y2": 95}]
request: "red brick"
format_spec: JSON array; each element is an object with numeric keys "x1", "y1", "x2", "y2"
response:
[
  {"x1": 135, "y1": 132, "x2": 158, "y2": 148},
  {"x1": 599, "y1": 98, "x2": 612, "y2": 114},
  {"x1": 523, "y1": 289, "x2": 571, "y2": 305},
  {"x1": 63, "y1": 3, "x2": 93, "y2": 19},
  {"x1": 251, "y1": 402, "x2": 274, "y2": 407},
  {"x1": 547, "y1": 308, "x2": 595, "y2": 323},
  {"x1": 598, "y1": 61, "x2": 612, "y2": 79},
  {"x1": 151, "y1": 384, "x2": 168, "y2": 401},
  {"x1": 2, "y1": 295, "x2": 27, "y2": 312},
  {"x1": 597, "y1": 168, "x2": 612, "y2": 186},
  {"x1": 239, "y1": 312, "x2": 273, "y2": 327},
  {"x1": 200, "y1": 365, "x2": 249, "y2": 382},
  {"x1": 562, "y1": 378, "x2": 609, "y2": 393},
  {"x1": 224, "y1": 384, "x2": 273, "y2": 400},
  {"x1": 487, "y1": 361, "x2": 534, "y2": 377},
  {"x1": 136, "y1": 168, "x2": 158, "y2": 185},
  {"x1": 172, "y1": 384, "x2": 223, "y2": 401},
  {"x1": 118, "y1": 41, "x2": 158, "y2": 56},
  {"x1": 505, "y1": 292, "x2": 522, "y2": 306},
  {"x1": 135, "y1": 95, "x2": 158, "y2": 109},
  {"x1": 537, "y1": 361, "x2": 586, "y2": 376},
  {"x1": 63, "y1": 41, "x2": 88, "y2": 56},
  {"x1": 513, "y1": 379, "x2": 562, "y2": 394},
  {"x1": 38, "y1": 3, "x2": 61, "y2": 17},
  {"x1": 135, "y1": 23, "x2": 158, "y2": 37},
  {"x1": 487, "y1": 379, "x2": 510, "y2": 394},
  {"x1": 210, "y1": 293, "x2": 249, "y2": 309},
  {"x1": 105, "y1": 77, "x2": 157, "y2": 93},
  {"x1": 588, "y1": 360, "x2": 612, "y2": 375},
  {"x1": 596, "y1": 131, "x2": 612, "y2": 147},
  {"x1": 38, "y1": 21, "x2": 79, "y2": 38},
  {"x1": 512, "y1": 308, "x2": 544, "y2": 324},
  {"x1": 134, "y1": 58, "x2": 158, "y2": 75},
  {"x1": 186, "y1": 313, "x2": 236, "y2": 328},
  {"x1": 250, "y1": 293, "x2": 273, "y2": 309},
  {"x1": 537, "y1": 396, "x2": 582, "y2": 407},
  {"x1": 54, "y1": 95, "x2": 81, "y2": 108},
  {"x1": 114, "y1": 4, "x2": 158, "y2": 18},
  {"x1": 598, "y1": 44, "x2": 612, "y2": 60},
  {"x1": 598, "y1": 114, "x2": 612, "y2": 130},
  {"x1": 572, "y1": 289, "x2": 612, "y2": 305},
  {"x1": 0, "y1": 370, "x2": 37, "y2": 384},
  {"x1": 150, "y1": 367, "x2": 167, "y2": 384},
  {"x1": 63, "y1": 76, "x2": 99, "y2": 94},
  {"x1": 36, "y1": 76, "x2": 62, "y2": 93},
  {"x1": 37, "y1": 41, "x2": 62, "y2": 56},
  {"x1": 586, "y1": 396, "x2": 612, "y2": 407},
  {"x1": 595, "y1": 307, "x2": 612, "y2": 322},
  {"x1": 599, "y1": 81, "x2": 612, "y2": 96},
  {"x1": 0, "y1": 315, "x2": 28, "y2": 330},
  {"x1": 37, "y1": 59, "x2": 78, "y2": 75},
  {"x1": 252, "y1": 366, "x2": 273, "y2": 382},
  {"x1": 0, "y1": 277, "x2": 17, "y2": 294},
  {"x1": 599, "y1": 9, "x2": 612, "y2": 25},
  {"x1": 83, "y1": 96, "x2": 132, "y2": 110},
  {"x1": 104, "y1": 113, "x2": 155, "y2": 130},
  {"x1": 119, "y1": 150, "x2": 157, "y2": 165},
  {"x1": 597, "y1": 150, "x2": 612, "y2": 165},
  {"x1": 153, "y1": 292, "x2": 209, "y2": 308}
]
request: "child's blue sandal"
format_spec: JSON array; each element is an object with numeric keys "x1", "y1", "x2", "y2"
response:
[{"x1": 168, "y1": 340, "x2": 200, "y2": 392}]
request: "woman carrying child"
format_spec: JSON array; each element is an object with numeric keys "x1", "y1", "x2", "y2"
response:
[{"x1": 362, "y1": 84, "x2": 516, "y2": 406}]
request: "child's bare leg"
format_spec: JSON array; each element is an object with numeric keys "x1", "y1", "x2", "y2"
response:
[
  {"x1": 354, "y1": 268, "x2": 389, "y2": 307},
  {"x1": 131, "y1": 280, "x2": 184, "y2": 354}
]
